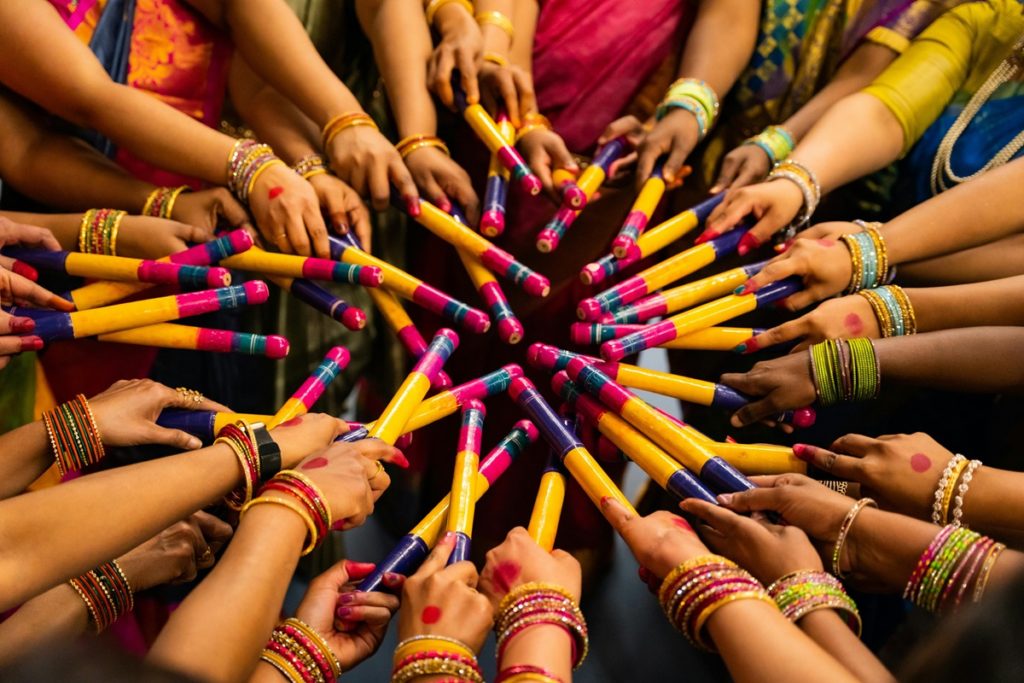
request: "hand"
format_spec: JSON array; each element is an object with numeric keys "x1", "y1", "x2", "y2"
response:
[
  {"x1": 0, "y1": 309, "x2": 42, "y2": 370},
  {"x1": 792, "y1": 433, "x2": 956, "y2": 519},
  {"x1": 0, "y1": 259, "x2": 74, "y2": 311},
  {"x1": 248, "y1": 164, "x2": 331, "y2": 258},
  {"x1": 293, "y1": 438, "x2": 402, "y2": 528},
  {"x1": 114, "y1": 216, "x2": 214, "y2": 261},
  {"x1": 403, "y1": 146, "x2": 480, "y2": 225},
  {"x1": 88, "y1": 378, "x2": 230, "y2": 450},
  {"x1": 326, "y1": 126, "x2": 418, "y2": 215},
  {"x1": 517, "y1": 129, "x2": 578, "y2": 202},
  {"x1": 700, "y1": 178, "x2": 804, "y2": 246},
  {"x1": 719, "y1": 353, "x2": 816, "y2": 427},
  {"x1": 602, "y1": 498, "x2": 709, "y2": 578},
  {"x1": 307, "y1": 173, "x2": 372, "y2": 252},
  {"x1": 294, "y1": 559, "x2": 401, "y2": 670},
  {"x1": 709, "y1": 143, "x2": 773, "y2": 194},
  {"x1": 479, "y1": 527, "x2": 582, "y2": 608},
  {"x1": 747, "y1": 295, "x2": 881, "y2": 354},
  {"x1": 269, "y1": 413, "x2": 348, "y2": 468},
  {"x1": 0, "y1": 216, "x2": 61, "y2": 251},
  {"x1": 171, "y1": 187, "x2": 251, "y2": 235},
  {"x1": 117, "y1": 511, "x2": 233, "y2": 589},
  {"x1": 427, "y1": 5, "x2": 483, "y2": 111},
  {"x1": 738, "y1": 226, "x2": 858, "y2": 310},
  {"x1": 478, "y1": 62, "x2": 536, "y2": 127},
  {"x1": 680, "y1": 499, "x2": 823, "y2": 585},
  {"x1": 397, "y1": 532, "x2": 494, "y2": 652}
]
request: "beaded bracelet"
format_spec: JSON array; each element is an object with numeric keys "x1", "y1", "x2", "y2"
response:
[
  {"x1": 767, "y1": 159, "x2": 820, "y2": 228},
  {"x1": 43, "y1": 394, "x2": 106, "y2": 477},
  {"x1": 808, "y1": 339, "x2": 880, "y2": 406},
  {"x1": 767, "y1": 570, "x2": 862, "y2": 635},
  {"x1": 391, "y1": 650, "x2": 484, "y2": 683},
  {"x1": 831, "y1": 498, "x2": 876, "y2": 578},
  {"x1": 261, "y1": 616, "x2": 342, "y2": 683},
  {"x1": 904, "y1": 525, "x2": 1004, "y2": 614},
  {"x1": 932, "y1": 455, "x2": 967, "y2": 525},
  {"x1": 742, "y1": 125, "x2": 795, "y2": 166},
  {"x1": 322, "y1": 112, "x2": 379, "y2": 150},
  {"x1": 292, "y1": 154, "x2": 330, "y2": 180},
  {"x1": 216, "y1": 421, "x2": 260, "y2": 509},
  {"x1": 78, "y1": 209, "x2": 125, "y2": 256},
  {"x1": 950, "y1": 459, "x2": 982, "y2": 529},
  {"x1": 495, "y1": 582, "x2": 588, "y2": 669},
  {"x1": 142, "y1": 186, "x2": 191, "y2": 219},
  {"x1": 496, "y1": 666, "x2": 564, "y2": 683},
  {"x1": 476, "y1": 10, "x2": 514, "y2": 40},
  {"x1": 226, "y1": 139, "x2": 286, "y2": 204},
  {"x1": 68, "y1": 560, "x2": 134, "y2": 633},
  {"x1": 396, "y1": 134, "x2": 450, "y2": 159},
  {"x1": 425, "y1": 0, "x2": 473, "y2": 25}
]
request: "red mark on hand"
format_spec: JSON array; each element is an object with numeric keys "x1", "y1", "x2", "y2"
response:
[
  {"x1": 280, "y1": 416, "x2": 304, "y2": 427},
  {"x1": 910, "y1": 453, "x2": 933, "y2": 473},
  {"x1": 269, "y1": 187, "x2": 284, "y2": 200},
  {"x1": 421, "y1": 605, "x2": 442, "y2": 624},
  {"x1": 492, "y1": 561, "x2": 521, "y2": 595},
  {"x1": 844, "y1": 313, "x2": 864, "y2": 335},
  {"x1": 671, "y1": 517, "x2": 693, "y2": 533},
  {"x1": 302, "y1": 457, "x2": 329, "y2": 470},
  {"x1": 817, "y1": 239, "x2": 837, "y2": 247}
]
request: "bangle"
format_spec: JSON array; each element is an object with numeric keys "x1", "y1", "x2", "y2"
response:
[
  {"x1": 216, "y1": 421, "x2": 260, "y2": 509},
  {"x1": 391, "y1": 650, "x2": 483, "y2": 683},
  {"x1": 767, "y1": 570, "x2": 861, "y2": 635},
  {"x1": 839, "y1": 220, "x2": 890, "y2": 294},
  {"x1": 654, "y1": 96, "x2": 708, "y2": 139},
  {"x1": 292, "y1": 153, "x2": 329, "y2": 180},
  {"x1": 950, "y1": 459, "x2": 982, "y2": 529},
  {"x1": 78, "y1": 209, "x2": 126, "y2": 256},
  {"x1": 808, "y1": 339, "x2": 880, "y2": 406},
  {"x1": 659, "y1": 78, "x2": 719, "y2": 123},
  {"x1": 68, "y1": 560, "x2": 134, "y2": 633},
  {"x1": 394, "y1": 635, "x2": 476, "y2": 662},
  {"x1": 939, "y1": 457, "x2": 970, "y2": 525},
  {"x1": 43, "y1": 394, "x2": 106, "y2": 476},
  {"x1": 247, "y1": 470, "x2": 333, "y2": 555},
  {"x1": 483, "y1": 51, "x2": 509, "y2": 66},
  {"x1": 496, "y1": 666, "x2": 564, "y2": 683},
  {"x1": 904, "y1": 525, "x2": 1002, "y2": 614},
  {"x1": 932, "y1": 454, "x2": 967, "y2": 525},
  {"x1": 322, "y1": 112, "x2": 379, "y2": 151},
  {"x1": 515, "y1": 113, "x2": 553, "y2": 143},
  {"x1": 226, "y1": 139, "x2": 284, "y2": 204},
  {"x1": 476, "y1": 10, "x2": 514, "y2": 39},
  {"x1": 767, "y1": 159, "x2": 820, "y2": 228},
  {"x1": 142, "y1": 186, "x2": 191, "y2": 219},
  {"x1": 425, "y1": 0, "x2": 473, "y2": 25},
  {"x1": 858, "y1": 285, "x2": 916, "y2": 337},
  {"x1": 495, "y1": 582, "x2": 588, "y2": 669},
  {"x1": 741, "y1": 125, "x2": 795, "y2": 166},
  {"x1": 831, "y1": 497, "x2": 876, "y2": 578},
  {"x1": 261, "y1": 617, "x2": 342, "y2": 682},
  {"x1": 396, "y1": 134, "x2": 450, "y2": 159}
]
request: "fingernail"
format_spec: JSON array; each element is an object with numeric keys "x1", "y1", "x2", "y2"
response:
[
  {"x1": 708, "y1": 185, "x2": 722, "y2": 194},
  {"x1": 335, "y1": 606, "x2": 351, "y2": 618},
  {"x1": 19, "y1": 336, "x2": 43, "y2": 352},
  {"x1": 383, "y1": 572, "x2": 403, "y2": 585},
  {"x1": 338, "y1": 592, "x2": 354, "y2": 605},
  {"x1": 725, "y1": 435, "x2": 738, "y2": 444},
  {"x1": 187, "y1": 437, "x2": 201, "y2": 450},
  {"x1": 741, "y1": 337, "x2": 760, "y2": 355},
  {"x1": 336, "y1": 222, "x2": 349, "y2": 234},
  {"x1": 792, "y1": 443, "x2": 811, "y2": 462},
  {"x1": 436, "y1": 196, "x2": 452, "y2": 213},
  {"x1": 717, "y1": 493, "x2": 734, "y2": 505},
  {"x1": 734, "y1": 281, "x2": 759, "y2": 296},
  {"x1": 331, "y1": 519, "x2": 349, "y2": 531},
  {"x1": 50, "y1": 295, "x2": 76, "y2": 312},
  {"x1": 10, "y1": 317, "x2": 34, "y2": 333},
  {"x1": 344, "y1": 560, "x2": 376, "y2": 573},
  {"x1": 391, "y1": 451, "x2": 410, "y2": 469},
  {"x1": 405, "y1": 196, "x2": 421, "y2": 217},
  {"x1": 442, "y1": 531, "x2": 456, "y2": 544},
  {"x1": 775, "y1": 239, "x2": 795, "y2": 254},
  {"x1": 693, "y1": 230, "x2": 716, "y2": 245},
  {"x1": 733, "y1": 343, "x2": 746, "y2": 354},
  {"x1": 600, "y1": 495, "x2": 613, "y2": 509},
  {"x1": 637, "y1": 566, "x2": 651, "y2": 582},
  {"x1": 737, "y1": 232, "x2": 761, "y2": 256},
  {"x1": 11, "y1": 261, "x2": 38, "y2": 281}
]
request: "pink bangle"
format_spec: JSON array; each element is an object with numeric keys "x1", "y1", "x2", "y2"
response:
[
  {"x1": 496, "y1": 665, "x2": 566, "y2": 683},
  {"x1": 268, "y1": 639, "x2": 317, "y2": 683}
]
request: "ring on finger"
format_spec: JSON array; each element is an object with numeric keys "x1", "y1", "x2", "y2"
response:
[
  {"x1": 175, "y1": 387, "x2": 204, "y2": 404},
  {"x1": 368, "y1": 460, "x2": 385, "y2": 482},
  {"x1": 824, "y1": 451, "x2": 838, "y2": 471}
]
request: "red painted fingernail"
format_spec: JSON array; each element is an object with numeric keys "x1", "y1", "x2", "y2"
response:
[
  {"x1": 383, "y1": 572, "x2": 403, "y2": 585},
  {"x1": 11, "y1": 261, "x2": 38, "y2": 281},
  {"x1": 405, "y1": 196, "x2": 421, "y2": 217},
  {"x1": 331, "y1": 519, "x2": 349, "y2": 531},
  {"x1": 10, "y1": 317, "x2": 35, "y2": 334},
  {"x1": 344, "y1": 560, "x2": 376, "y2": 573},
  {"x1": 391, "y1": 451, "x2": 410, "y2": 469},
  {"x1": 436, "y1": 196, "x2": 452, "y2": 213},
  {"x1": 600, "y1": 495, "x2": 613, "y2": 509},
  {"x1": 637, "y1": 566, "x2": 651, "y2": 582},
  {"x1": 741, "y1": 337, "x2": 760, "y2": 355},
  {"x1": 725, "y1": 435, "x2": 738, "y2": 444},
  {"x1": 737, "y1": 232, "x2": 762, "y2": 257},
  {"x1": 693, "y1": 229, "x2": 717, "y2": 245},
  {"x1": 735, "y1": 280, "x2": 760, "y2": 296},
  {"x1": 792, "y1": 443, "x2": 811, "y2": 462},
  {"x1": 19, "y1": 336, "x2": 43, "y2": 352},
  {"x1": 775, "y1": 239, "x2": 795, "y2": 254},
  {"x1": 335, "y1": 606, "x2": 351, "y2": 618},
  {"x1": 338, "y1": 592, "x2": 354, "y2": 605}
]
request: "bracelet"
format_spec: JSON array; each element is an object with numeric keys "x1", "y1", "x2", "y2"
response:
[
  {"x1": 391, "y1": 650, "x2": 483, "y2": 683},
  {"x1": 261, "y1": 617, "x2": 342, "y2": 683},
  {"x1": 322, "y1": 112, "x2": 379, "y2": 151},
  {"x1": 226, "y1": 139, "x2": 285, "y2": 204},
  {"x1": 476, "y1": 10, "x2": 514, "y2": 40},
  {"x1": 43, "y1": 394, "x2": 106, "y2": 476},
  {"x1": 244, "y1": 470, "x2": 333, "y2": 555},
  {"x1": 858, "y1": 285, "x2": 916, "y2": 338},
  {"x1": 831, "y1": 498, "x2": 876, "y2": 578},
  {"x1": 396, "y1": 134, "x2": 450, "y2": 159},
  {"x1": 78, "y1": 209, "x2": 125, "y2": 256},
  {"x1": 904, "y1": 525, "x2": 1003, "y2": 614},
  {"x1": 767, "y1": 570, "x2": 861, "y2": 635},
  {"x1": 808, "y1": 339, "x2": 880, "y2": 406},
  {"x1": 496, "y1": 666, "x2": 565, "y2": 683},
  {"x1": 659, "y1": 78, "x2": 719, "y2": 123},
  {"x1": 142, "y1": 186, "x2": 191, "y2": 219},
  {"x1": 495, "y1": 582, "x2": 587, "y2": 669},
  {"x1": 292, "y1": 154, "x2": 330, "y2": 180},
  {"x1": 839, "y1": 221, "x2": 890, "y2": 294},
  {"x1": 515, "y1": 113, "x2": 553, "y2": 143},
  {"x1": 425, "y1": 0, "x2": 474, "y2": 25},
  {"x1": 394, "y1": 635, "x2": 476, "y2": 662},
  {"x1": 950, "y1": 459, "x2": 982, "y2": 529},
  {"x1": 767, "y1": 159, "x2": 820, "y2": 228},
  {"x1": 741, "y1": 125, "x2": 795, "y2": 166},
  {"x1": 68, "y1": 560, "x2": 134, "y2": 633},
  {"x1": 654, "y1": 96, "x2": 708, "y2": 139},
  {"x1": 216, "y1": 421, "x2": 260, "y2": 509},
  {"x1": 822, "y1": 480, "x2": 850, "y2": 496},
  {"x1": 936, "y1": 455, "x2": 969, "y2": 525},
  {"x1": 483, "y1": 51, "x2": 510, "y2": 67}
]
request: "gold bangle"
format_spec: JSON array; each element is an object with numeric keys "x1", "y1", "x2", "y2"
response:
[
  {"x1": 692, "y1": 590, "x2": 776, "y2": 651},
  {"x1": 396, "y1": 134, "x2": 450, "y2": 157},
  {"x1": 831, "y1": 497, "x2": 876, "y2": 578},
  {"x1": 241, "y1": 495, "x2": 320, "y2": 555},
  {"x1": 425, "y1": 0, "x2": 473, "y2": 25},
  {"x1": 483, "y1": 51, "x2": 509, "y2": 67},
  {"x1": 322, "y1": 112, "x2": 379, "y2": 150},
  {"x1": 400, "y1": 140, "x2": 451, "y2": 159},
  {"x1": 284, "y1": 617, "x2": 343, "y2": 678},
  {"x1": 246, "y1": 159, "x2": 286, "y2": 199},
  {"x1": 940, "y1": 458, "x2": 970, "y2": 524},
  {"x1": 260, "y1": 648, "x2": 304, "y2": 682},
  {"x1": 475, "y1": 10, "x2": 514, "y2": 40},
  {"x1": 394, "y1": 636, "x2": 476, "y2": 664},
  {"x1": 108, "y1": 210, "x2": 123, "y2": 257}
]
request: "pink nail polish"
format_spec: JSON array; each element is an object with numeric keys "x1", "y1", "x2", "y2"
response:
[
  {"x1": 436, "y1": 196, "x2": 452, "y2": 213},
  {"x1": 11, "y1": 261, "x2": 38, "y2": 281},
  {"x1": 693, "y1": 229, "x2": 717, "y2": 245},
  {"x1": 792, "y1": 443, "x2": 811, "y2": 462},
  {"x1": 335, "y1": 606, "x2": 351, "y2": 618},
  {"x1": 383, "y1": 572, "x2": 403, "y2": 585},
  {"x1": 405, "y1": 196, "x2": 421, "y2": 217},
  {"x1": 10, "y1": 317, "x2": 35, "y2": 334},
  {"x1": 391, "y1": 451, "x2": 410, "y2": 469},
  {"x1": 338, "y1": 592, "x2": 354, "y2": 605},
  {"x1": 737, "y1": 232, "x2": 761, "y2": 256},
  {"x1": 19, "y1": 336, "x2": 43, "y2": 352}
]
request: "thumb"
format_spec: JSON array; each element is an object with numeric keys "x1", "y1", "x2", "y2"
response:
[
  {"x1": 600, "y1": 496, "x2": 636, "y2": 533},
  {"x1": 149, "y1": 426, "x2": 202, "y2": 450}
]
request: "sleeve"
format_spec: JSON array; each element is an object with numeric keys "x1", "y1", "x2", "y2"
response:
[{"x1": 862, "y1": 0, "x2": 969, "y2": 56}]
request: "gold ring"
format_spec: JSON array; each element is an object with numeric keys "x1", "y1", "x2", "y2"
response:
[
  {"x1": 200, "y1": 548, "x2": 213, "y2": 562},
  {"x1": 176, "y1": 387, "x2": 204, "y2": 404},
  {"x1": 824, "y1": 452, "x2": 838, "y2": 471},
  {"x1": 369, "y1": 460, "x2": 385, "y2": 481}
]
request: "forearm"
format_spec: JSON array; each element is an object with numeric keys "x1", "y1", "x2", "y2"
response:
[
  {"x1": 0, "y1": 584, "x2": 89, "y2": 665},
  {"x1": 797, "y1": 611, "x2": 894, "y2": 683},
  {"x1": 149, "y1": 506, "x2": 305, "y2": 683},
  {"x1": 476, "y1": 0, "x2": 515, "y2": 57},
  {"x1": 907, "y1": 276, "x2": 1024, "y2": 332},
  {"x1": 510, "y1": 1, "x2": 538, "y2": 72},
  {"x1": 898, "y1": 235, "x2": 1024, "y2": 286},
  {"x1": 0, "y1": 211, "x2": 88, "y2": 251},
  {"x1": 230, "y1": 60, "x2": 321, "y2": 165},
  {"x1": 675, "y1": 0, "x2": 759, "y2": 99},
  {"x1": 0, "y1": 421, "x2": 56, "y2": 500},
  {"x1": 498, "y1": 624, "x2": 572, "y2": 683},
  {"x1": 960, "y1": 466, "x2": 1024, "y2": 544}
]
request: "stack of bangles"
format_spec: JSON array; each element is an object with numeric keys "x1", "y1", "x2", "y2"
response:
[
  {"x1": 292, "y1": 154, "x2": 330, "y2": 180},
  {"x1": 767, "y1": 570, "x2": 862, "y2": 634},
  {"x1": 391, "y1": 635, "x2": 483, "y2": 683},
  {"x1": 241, "y1": 470, "x2": 333, "y2": 555},
  {"x1": 904, "y1": 525, "x2": 1005, "y2": 614},
  {"x1": 657, "y1": 555, "x2": 776, "y2": 651},
  {"x1": 840, "y1": 220, "x2": 890, "y2": 293},
  {"x1": 425, "y1": 0, "x2": 473, "y2": 26},
  {"x1": 261, "y1": 617, "x2": 342, "y2": 683},
  {"x1": 227, "y1": 139, "x2": 286, "y2": 204},
  {"x1": 42, "y1": 394, "x2": 106, "y2": 477},
  {"x1": 931, "y1": 454, "x2": 983, "y2": 527},
  {"x1": 68, "y1": 561, "x2": 134, "y2": 633},
  {"x1": 495, "y1": 582, "x2": 588, "y2": 670},
  {"x1": 832, "y1": 498, "x2": 876, "y2": 578},
  {"x1": 655, "y1": 78, "x2": 719, "y2": 141},
  {"x1": 808, "y1": 338, "x2": 880, "y2": 407},
  {"x1": 742, "y1": 125, "x2": 795, "y2": 166},
  {"x1": 397, "y1": 134, "x2": 450, "y2": 160},
  {"x1": 859, "y1": 285, "x2": 916, "y2": 337},
  {"x1": 322, "y1": 112, "x2": 379, "y2": 150},
  {"x1": 141, "y1": 185, "x2": 191, "y2": 219},
  {"x1": 476, "y1": 10, "x2": 514, "y2": 41},
  {"x1": 767, "y1": 159, "x2": 820, "y2": 227},
  {"x1": 78, "y1": 208, "x2": 125, "y2": 256},
  {"x1": 515, "y1": 113, "x2": 552, "y2": 143}
]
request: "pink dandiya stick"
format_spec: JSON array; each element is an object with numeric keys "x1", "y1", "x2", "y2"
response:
[
  {"x1": 446, "y1": 399, "x2": 486, "y2": 564},
  {"x1": 3, "y1": 247, "x2": 230, "y2": 289},
  {"x1": 570, "y1": 322, "x2": 767, "y2": 350},
  {"x1": 457, "y1": 248, "x2": 524, "y2": 344},
  {"x1": 268, "y1": 346, "x2": 350, "y2": 428},
  {"x1": 98, "y1": 323, "x2": 289, "y2": 359},
  {"x1": 611, "y1": 160, "x2": 665, "y2": 258},
  {"x1": 222, "y1": 245, "x2": 382, "y2": 286},
  {"x1": 480, "y1": 112, "x2": 514, "y2": 237},
  {"x1": 552, "y1": 168, "x2": 586, "y2": 210},
  {"x1": 270, "y1": 275, "x2": 366, "y2": 331}
]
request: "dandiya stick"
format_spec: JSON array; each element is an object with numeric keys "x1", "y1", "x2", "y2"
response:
[
  {"x1": 480, "y1": 112, "x2": 513, "y2": 237},
  {"x1": 357, "y1": 419, "x2": 538, "y2": 591},
  {"x1": 528, "y1": 419, "x2": 569, "y2": 552},
  {"x1": 98, "y1": 323, "x2": 289, "y2": 358},
  {"x1": 365, "y1": 329, "x2": 459, "y2": 445},
  {"x1": 446, "y1": 399, "x2": 486, "y2": 564},
  {"x1": 579, "y1": 193, "x2": 724, "y2": 286},
  {"x1": 63, "y1": 229, "x2": 254, "y2": 310},
  {"x1": 270, "y1": 275, "x2": 366, "y2": 331},
  {"x1": 563, "y1": 357, "x2": 755, "y2": 493},
  {"x1": 599, "y1": 261, "x2": 769, "y2": 325},
  {"x1": 552, "y1": 168, "x2": 586, "y2": 210},
  {"x1": 267, "y1": 346, "x2": 350, "y2": 428},
  {"x1": 508, "y1": 376, "x2": 636, "y2": 515},
  {"x1": 578, "y1": 223, "x2": 751, "y2": 321},
  {"x1": 221, "y1": 245, "x2": 381, "y2": 286},
  {"x1": 328, "y1": 234, "x2": 489, "y2": 334},
  {"x1": 601, "y1": 277, "x2": 802, "y2": 361},
  {"x1": 457, "y1": 248, "x2": 523, "y2": 344},
  {"x1": 3, "y1": 247, "x2": 230, "y2": 290},
  {"x1": 536, "y1": 137, "x2": 628, "y2": 253},
  {"x1": 452, "y1": 76, "x2": 541, "y2": 196},
  {"x1": 611, "y1": 160, "x2": 666, "y2": 258},
  {"x1": 397, "y1": 196, "x2": 551, "y2": 299},
  {"x1": 553, "y1": 373, "x2": 715, "y2": 503},
  {"x1": 570, "y1": 322, "x2": 766, "y2": 349},
  {"x1": 24, "y1": 281, "x2": 269, "y2": 342}
]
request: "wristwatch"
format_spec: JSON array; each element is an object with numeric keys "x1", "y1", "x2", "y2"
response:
[{"x1": 249, "y1": 422, "x2": 281, "y2": 481}]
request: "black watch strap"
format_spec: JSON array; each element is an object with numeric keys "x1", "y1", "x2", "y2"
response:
[{"x1": 250, "y1": 422, "x2": 281, "y2": 481}]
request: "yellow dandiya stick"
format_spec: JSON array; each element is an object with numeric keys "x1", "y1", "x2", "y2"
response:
[
  {"x1": 611, "y1": 161, "x2": 666, "y2": 258},
  {"x1": 712, "y1": 441, "x2": 806, "y2": 475},
  {"x1": 527, "y1": 418, "x2": 570, "y2": 551},
  {"x1": 446, "y1": 400, "x2": 486, "y2": 563},
  {"x1": 3, "y1": 248, "x2": 231, "y2": 289},
  {"x1": 98, "y1": 323, "x2": 289, "y2": 358},
  {"x1": 267, "y1": 346, "x2": 351, "y2": 428},
  {"x1": 658, "y1": 327, "x2": 762, "y2": 351},
  {"x1": 221, "y1": 245, "x2": 382, "y2": 286}
]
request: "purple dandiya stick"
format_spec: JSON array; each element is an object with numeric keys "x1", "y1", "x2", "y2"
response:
[
  {"x1": 356, "y1": 419, "x2": 538, "y2": 592},
  {"x1": 611, "y1": 159, "x2": 665, "y2": 258},
  {"x1": 269, "y1": 346, "x2": 350, "y2": 427},
  {"x1": 276, "y1": 276, "x2": 366, "y2": 331},
  {"x1": 601, "y1": 276, "x2": 803, "y2": 361},
  {"x1": 98, "y1": 324, "x2": 289, "y2": 359},
  {"x1": 480, "y1": 111, "x2": 513, "y2": 237},
  {"x1": 447, "y1": 400, "x2": 487, "y2": 564}
]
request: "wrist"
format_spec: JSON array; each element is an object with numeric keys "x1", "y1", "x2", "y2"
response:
[{"x1": 433, "y1": 2, "x2": 475, "y2": 33}]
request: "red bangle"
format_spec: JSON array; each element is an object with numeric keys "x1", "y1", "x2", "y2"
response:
[{"x1": 496, "y1": 665, "x2": 566, "y2": 683}]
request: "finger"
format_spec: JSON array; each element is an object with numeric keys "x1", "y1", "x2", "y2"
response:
[
  {"x1": 598, "y1": 116, "x2": 640, "y2": 145},
  {"x1": 663, "y1": 136, "x2": 691, "y2": 186},
  {"x1": 600, "y1": 496, "x2": 636, "y2": 535},
  {"x1": 778, "y1": 290, "x2": 818, "y2": 312},
  {"x1": 745, "y1": 318, "x2": 808, "y2": 353},
  {"x1": 718, "y1": 370, "x2": 759, "y2": 396},
  {"x1": 285, "y1": 209, "x2": 312, "y2": 257},
  {"x1": 349, "y1": 203, "x2": 372, "y2": 250},
  {"x1": 367, "y1": 158, "x2": 392, "y2": 212},
  {"x1": 710, "y1": 156, "x2": 741, "y2": 194},
  {"x1": 303, "y1": 206, "x2": 331, "y2": 260},
  {"x1": 513, "y1": 69, "x2": 537, "y2": 118},
  {"x1": 678, "y1": 499, "x2": 744, "y2": 535},
  {"x1": 458, "y1": 49, "x2": 479, "y2": 106},
  {"x1": 0, "y1": 271, "x2": 73, "y2": 311},
  {"x1": 0, "y1": 313, "x2": 34, "y2": 336},
  {"x1": 706, "y1": 195, "x2": 754, "y2": 234},
  {"x1": 432, "y1": 49, "x2": 456, "y2": 108},
  {"x1": 635, "y1": 141, "x2": 663, "y2": 187},
  {"x1": 527, "y1": 145, "x2": 554, "y2": 196},
  {"x1": 338, "y1": 589, "x2": 400, "y2": 611},
  {"x1": 4, "y1": 223, "x2": 63, "y2": 251},
  {"x1": 353, "y1": 438, "x2": 406, "y2": 466},
  {"x1": 218, "y1": 194, "x2": 251, "y2": 228},
  {"x1": 412, "y1": 532, "x2": 457, "y2": 578},
  {"x1": 715, "y1": 486, "x2": 784, "y2": 514},
  {"x1": 792, "y1": 443, "x2": 861, "y2": 480},
  {"x1": 444, "y1": 560, "x2": 480, "y2": 588},
  {"x1": 496, "y1": 71, "x2": 519, "y2": 126},
  {"x1": 335, "y1": 604, "x2": 395, "y2": 627},
  {"x1": 148, "y1": 426, "x2": 203, "y2": 451},
  {"x1": 741, "y1": 258, "x2": 801, "y2": 294},
  {"x1": 0, "y1": 334, "x2": 40, "y2": 356},
  {"x1": 731, "y1": 393, "x2": 786, "y2": 428},
  {"x1": 829, "y1": 433, "x2": 880, "y2": 457},
  {"x1": 389, "y1": 158, "x2": 420, "y2": 209},
  {"x1": 733, "y1": 162, "x2": 769, "y2": 189},
  {"x1": 745, "y1": 207, "x2": 791, "y2": 248},
  {"x1": 194, "y1": 511, "x2": 234, "y2": 549}
]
